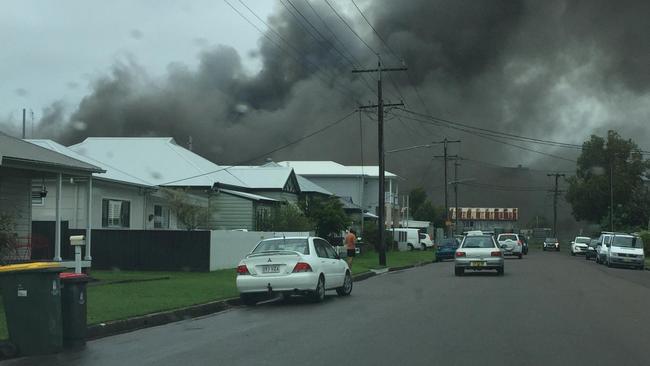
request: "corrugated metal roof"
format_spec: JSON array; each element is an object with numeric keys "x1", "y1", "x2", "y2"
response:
[
  {"x1": 219, "y1": 188, "x2": 278, "y2": 202},
  {"x1": 0, "y1": 132, "x2": 102, "y2": 173},
  {"x1": 276, "y1": 161, "x2": 397, "y2": 177},
  {"x1": 27, "y1": 139, "x2": 154, "y2": 187},
  {"x1": 225, "y1": 166, "x2": 294, "y2": 189},
  {"x1": 68, "y1": 137, "x2": 242, "y2": 187},
  {"x1": 262, "y1": 161, "x2": 332, "y2": 194}
]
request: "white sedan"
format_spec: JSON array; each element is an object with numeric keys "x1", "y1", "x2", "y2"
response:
[
  {"x1": 236, "y1": 236, "x2": 352, "y2": 305},
  {"x1": 570, "y1": 236, "x2": 591, "y2": 255}
]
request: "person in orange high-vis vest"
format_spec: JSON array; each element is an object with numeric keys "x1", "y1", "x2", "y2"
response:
[{"x1": 344, "y1": 228, "x2": 356, "y2": 268}]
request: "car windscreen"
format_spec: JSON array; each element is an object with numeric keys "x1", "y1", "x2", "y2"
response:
[
  {"x1": 499, "y1": 234, "x2": 517, "y2": 241},
  {"x1": 252, "y1": 239, "x2": 310, "y2": 254},
  {"x1": 419, "y1": 234, "x2": 426, "y2": 239},
  {"x1": 575, "y1": 237, "x2": 590, "y2": 244},
  {"x1": 461, "y1": 236, "x2": 495, "y2": 248},
  {"x1": 611, "y1": 236, "x2": 643, "y2": 248},
  {"x1": 440, "y1": 239, "x2": 457, "y2": 247}
]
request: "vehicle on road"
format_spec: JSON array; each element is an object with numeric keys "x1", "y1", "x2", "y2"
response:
[
  {"x1": 497, "y1": 233, "x2": 523, "y2": 259},
  {"x1": 419, "y1": 233, "x2": 434, "y2": 250},
  {"x1": 455, "y1": 234, "x2": 504, "y2": 276},
  {"x1": 570, "y1": 236, "x2": 591, "y2": 255},
  {"x1": 392, "y1": 228, "x2": 421, "y2": 251},
  {"x1": 543, "y1": 237, "x2": 560, "y2": 251},
  {"x1": 595, "y1": 232, "x2": 615, "y2": 264},
  {"x1": 236, "y1": 237, "x2": 352, "y2": 305},
  {"x1": 518, "y1": 234, "x2": 529, "y2": 255},
  {"x1": 604, "y1": 234, "x2": 645, "y2": 270},
  {"x1": 585, "y1": 239, "x2": 599, "y2": 260},
  {"x1": 436, "y1": 238, "x2": 459, "y2": 261}
]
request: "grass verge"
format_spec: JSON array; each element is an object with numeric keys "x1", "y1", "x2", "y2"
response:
[{"x1": 350, "y1": 248, "x2": 436, "y2": 275}]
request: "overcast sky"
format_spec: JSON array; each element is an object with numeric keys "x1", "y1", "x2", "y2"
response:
[{"x1": 0, "y1": 0, "x2": 274, "y2": 128}]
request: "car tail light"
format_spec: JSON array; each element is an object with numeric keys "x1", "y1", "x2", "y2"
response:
[
  {"x1": 491, "y1": 251, "x2": 502, "y2": 257},
  {"x1": 455, "y1": 251, "x2": 466, "y2": 257},
  {"x1": 236, "y1": 264, "x2": 250, "y2": 275},
  {"x1": 292, "y1": 262, "x2": 312, "y2": 273}
]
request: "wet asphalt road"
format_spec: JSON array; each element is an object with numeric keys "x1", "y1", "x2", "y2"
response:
[{"x1": 5, "y1": 249, "x2": 650, "y2": 366}]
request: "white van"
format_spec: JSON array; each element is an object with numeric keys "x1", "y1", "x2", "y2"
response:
[
  {"x1": 604, "y1": 234, "x2": 645, "y2": 270},
  {"x1": 392, "y1": 228, "x2": 421, "y2": 251}
]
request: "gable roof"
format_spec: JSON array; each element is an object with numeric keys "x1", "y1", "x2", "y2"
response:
[
  {"x1": 68, "y1": 137, "x2": 243, "y2": 188},
  {"x1": 224, "y1": 166, "x2": 297, "y2": 190},
  {"x1": 27, "y1": 139, "x2": 153, "y2": 187},
  {"x1": 262, "y1": 161, "x2": 332, "y2": 195},
  {"x1": 276, "y1": 161, "x2": 397, "y2": 178},
  {"x1": 0, "y1": 132, "x2": 102, "y2": 174},
  {"x1": 219, "y1": 188, "x2": 278, "y2": 202}
]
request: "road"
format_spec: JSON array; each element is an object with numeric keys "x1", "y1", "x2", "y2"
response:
[{"x1": 5, "y1": 250, "x2": 650, "y2": 366}]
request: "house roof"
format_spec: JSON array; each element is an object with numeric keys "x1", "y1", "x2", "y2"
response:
[
  {"x1": 261, "y1": 161, "x2": 332, "y2": 195},
  {"x1": 276, "y1": 161, "x2": 397, "y2": 178},
  {"x1": 68, "y1": 137, "x2": 244, "y2": 188},
  {"x1": 219, "y1": 188, "x2": 278, "y2": 202},
  {"x1": 27, "y1": 139, "x2": 153, "y2": 187},
  {"x1": 0, "y1": 132, "x2": 102, "y2": 174},
  {"x1": 223, "y1": 166, "x2": 296, "y2": 190}
]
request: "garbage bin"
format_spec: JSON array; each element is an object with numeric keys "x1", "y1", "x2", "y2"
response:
[
  {"x1": 59, "y1": 272, "x2": 90, "y2": 348},
  {"x1": 0, "y1": 262, "x2": 64, "y2": 356}
]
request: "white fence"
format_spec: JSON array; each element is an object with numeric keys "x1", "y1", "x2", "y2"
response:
[{"x1": 209, "y1": 230, "x2": 311, "y2": 271}]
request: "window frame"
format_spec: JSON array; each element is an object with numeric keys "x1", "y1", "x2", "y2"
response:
[{"x1": 101, "y1": 198, "x2": 131, "y2": 228}]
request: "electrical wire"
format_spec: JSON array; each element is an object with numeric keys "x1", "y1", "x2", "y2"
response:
[
  {"x1": 323, "y1": 0, "x2": 377, "y2": 55},
  {"x1": 159, "y1": 109, "x2": 357, "y2": 185}
]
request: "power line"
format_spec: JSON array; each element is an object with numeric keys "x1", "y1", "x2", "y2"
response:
[
  {"x1": 323, "y1": 0, "x2": 377, "y2": 55},
  {"x1": 160, "y1": 109, "x2": 357, "y2": 185},
  {"x1": 227, "y1": 0, "x2": 351, "y2": 97}
]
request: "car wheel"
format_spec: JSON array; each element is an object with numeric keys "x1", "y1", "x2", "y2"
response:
[
  {"x1": 407, "y1": 244, "x2": 414, "y2": 251},
  {"x1": 311, "y1": 275, "x2": 326, "y2": 303},
  {"x1": 606, "y1": 258, "x2": 612, "y2": 268},
  {"x1": 336, "y1": 272, "x2": 353, "y2": 296},
  {"x1": 497, "y1": 267, "x2": 504, "y2": 276},
  {"x1": 240, "y1": 293, "x2": 258, "y2": 306},
  {"x1": 571, "y1": 250, "x2": 575, "y2": 256},
  {"x1": 454, "y1": 267, "x2": 463, "y2": 276},
  {"x1": 518, "y1": 253, "x2": 522, "y2": 259},
  {"x1": 421, "y1": 244, "x2": 427, "y2": 251}
]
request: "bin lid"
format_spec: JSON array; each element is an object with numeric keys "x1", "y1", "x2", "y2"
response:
[
  {"x1": 59, "y1": 272, "x2": 88, "y2": 279},
  {"x1": 0, "y1": 262, "x2": 63, "y2": 273}
]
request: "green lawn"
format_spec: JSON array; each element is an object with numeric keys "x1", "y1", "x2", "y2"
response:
[
  {"x1": 0, "y1": 251, "x2": 436, "y2": 340},
  {"x1": 350, "y1": 249, "x2": 436, "y2": 275}
]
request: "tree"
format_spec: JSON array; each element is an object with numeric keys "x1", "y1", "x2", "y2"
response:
[
  {"x1": 413, "y1": 200, "x2": 446, "y2": 228},
  {"x1": 163, "y1": 189, "x2": 212, "y2": 230},
  {"x1": 408, "y1": 187, "x2": 427, "y2": 216},
  {"x1": 266, "y1": 203, "x2": 314, "y2": 232},
  {"x1": 566, "y1": 130, "x2": 649, "y2": 228},
  {"x1": 300, "y1": 196, "x2": 349, "y2": 238}
]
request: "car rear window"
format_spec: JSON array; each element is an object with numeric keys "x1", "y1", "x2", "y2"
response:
[
  {"x1": 461, "y1": 236, "x2": 496, "y2": 248},
  {"x1": 440, "y1": 239, "x2": 457, "y2": 246},
  {"x1": 252, "y1": 238, "x2": 310, "y2": 254},
  {"x1": 499, "y1": 234, "x2": 517, "y2": 241},
  {"x1": 546, "y1": 238, "x2": 557, "y2": 242}
]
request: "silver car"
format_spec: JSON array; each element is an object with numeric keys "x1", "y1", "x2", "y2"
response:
[
  {"x1": 455, "y1": 234, "x2": 505, "y2": 276},
  {"x1": 497, "y1": 233, "x2": 523, "y2": 259}
]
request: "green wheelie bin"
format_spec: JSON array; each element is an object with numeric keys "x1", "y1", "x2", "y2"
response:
[
  {"x1": 59, "y1": 272, "x2": 90, "y2": 348},
  {"x1": 0, "y1": 262, "x2": 64, "y2": 356}
]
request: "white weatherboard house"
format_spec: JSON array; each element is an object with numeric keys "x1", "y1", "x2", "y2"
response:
[
  {"x1": 1, "y1": 132, "x2": 103, "y2": 266},
  {"x1": 275, "y1": 161, "x2": 400, "y2": 226},
  {"x1": 31, "y1": 137, "x2": 330, "y2": 231}
]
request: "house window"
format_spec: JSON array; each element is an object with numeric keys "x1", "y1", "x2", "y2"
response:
[
  {"x1": 31, "y1": 184, "x2": 45, "y2": 205},
  {"x1": 102, "y1": 199, "x2": 130, "y2": 228},
  {"x1": 154, "y1": 204, "x2": 170, "y2": 229}
]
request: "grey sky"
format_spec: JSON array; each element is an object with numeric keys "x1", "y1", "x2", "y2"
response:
[{"x1": 0, "y1": 0, "x2": 275, "y2": 127}]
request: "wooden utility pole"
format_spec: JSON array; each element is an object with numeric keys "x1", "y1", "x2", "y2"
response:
[
  {"x1": 547, "y1": 173, "x2": 566, "y2": 237},
  {"x1": 433, "y1": 138, "x2": 460, "y2": 237},
  {"x1": 353, "y1": 56, "x2": 406, "y2": 266}
]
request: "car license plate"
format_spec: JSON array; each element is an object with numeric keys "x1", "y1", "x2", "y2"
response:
[
  {"x1": 623, "y1": 258, "x2": 631, "y2": 262},
  {"x1": 470, "y1": 261, "x2": 485, "y2": 267},
  {"x1": 263, "y1": 265, "x2": 280, "y2": 273}
]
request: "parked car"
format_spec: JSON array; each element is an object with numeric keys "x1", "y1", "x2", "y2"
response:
[
  {"x1": 518, "y1": 234, "x2": 529, "y2": 255},
  {"x1": 595, "y1": 232, "x2": 615, "y2": 264},
  {"x1": 419, "y1": 233, "x2": 434, "y2": 250},
  {"x1": 585, "y1": 239, "x2": 599, "y2": 260},
  {"x1": 604, "y1": 234, "x2": 645, "y2": 270},
  {"x1": 497, "y1": 233, "x2": 523, "y2": 259},
  {"x1": 436, "y1": 238, "x2": 459, "y2": 261},
  {"x1": 455, "y1": 234, "x2": 504, "y2": 276},
  {"x1": 543, "y1": 237, "x2": 560, "y2": 251},
  {"x1": 236, "y1": 237, "x2": 352, "y2": 305},
  {"x1": 570, "y1": 236, "x2": 591, "y2": 255},
  {"x1": 392, "y1": 228, "x2": 421, "y2": 251}
]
